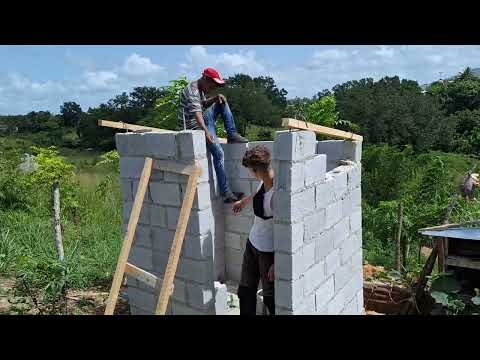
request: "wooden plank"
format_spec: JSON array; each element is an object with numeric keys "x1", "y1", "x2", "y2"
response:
[
  {"x1": 153, "y1": 160, "x2": 196, "y2": 176},
  {"x1": 437, "y1": 238, "x2": 445, "y2": 273},
  {"x1": 104, "y1": 157, "x2": 153, "y2": 315},
  {"x1": 155, "y1": 166, "x2": 201, "y2": 315},
  {"x1": 446, "y1": 255, "x2": 480, "y2": 270},
  {"x1": 282, "y1": 118, "x2": 363, "y2": 142},
  {"x1": 98, "y1": 119, "x2": 228, "y2": 144},
  {"x1": 418, "y1": 220, "x2": 480, "y2": 233},
  {"x1": 125, "y1": 263, "x2": 158, "y2": 288}
]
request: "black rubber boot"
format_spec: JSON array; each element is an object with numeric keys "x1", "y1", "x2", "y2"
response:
[
  {"x1": 238, "y1": 286, "x2": 257, "y2": 316},
  {"x1": 263, "y1": 295, "x2": 275, "y2": 315}
]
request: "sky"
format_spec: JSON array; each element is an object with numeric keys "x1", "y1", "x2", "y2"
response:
[{"x1": 0, "y1": 45, "x2": 479, "y2": 115}]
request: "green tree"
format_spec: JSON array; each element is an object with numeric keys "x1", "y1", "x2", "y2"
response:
[{"x1": 60, "y1": 102, "x2": 83, "y2": 128}]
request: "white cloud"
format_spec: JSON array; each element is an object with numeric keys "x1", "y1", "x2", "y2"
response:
[
  {"x1": 122, "y1": 53, "x2": 164, "y2": 77},
  {"x1": 374, "y1": 45, "x2": 395, "y2": 58},
  {"x1": 83, "y1": 70, "x2": 119, "y2": 90}
]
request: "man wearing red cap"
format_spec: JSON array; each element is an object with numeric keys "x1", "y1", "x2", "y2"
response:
[{"x1": 178, "y1": 67, "x2": 249, "y2": 203}]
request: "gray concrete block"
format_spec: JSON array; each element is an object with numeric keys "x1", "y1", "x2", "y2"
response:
[
  {"x1": 315, "y1": 177, "x2": 335, "y2": 209},
  {"x1": 144, "y1": 132, "x2": 177, "y2": 159},
  {"x1": 275, "y1": 160, "x2": 305, "y2": 193},
  {"x1": 315, "y1": 229, "x2": 334, "y2": 262},
  {"x1": 119, "y1": 157, "x2": 146, "y2": 179},
  {"x1": 225, "y1": 247, "x2": 243, "y2": 267},
  {"x1": 151, "y1": 227, "x2": 174, "y2": 253},
  {"x1": 292, "y1": 294, "x2": 316, "y2": 315},
  {"x1": 314, "y1": 276, "x2": 335, "y2": 311},
  {"x1": 177, "y1": 130, "x2": 206, "y2": 160},
  {"x1": 356, "y1": 290, "x2": 364, "y2": 314},
  {"x1": 332, "y1": 170, "x2": 348, "y2": 200},
  {"x1": 225, "y1": 215, "x2": 253, "y2": 234},
  {"x1": 342, "y1": 194, "x2": 353, "y2": 218},
  {"x1": 115, "y1": 133, "x2": 130, "y2": 156},
  {"x1": 326, "y1": 290, "x2": 345, "y2": 315},
  {"x1": 215, "y1": 250, "x2": 226, "y2": 282},
  {"x1": 150, "y1": 169, "x2": 164, "y2": 181},
  {"x1": 343, "y1": 140, "x2": 362, "y2": 163},
  {"x1": 275, "y1": 250, "x2": 303, "y2": 281},
  {"x1": 226, "y1": 264, "x2": 242, "y2": 282},
  {"x1": 183, "y1": 233, "x2": 214, "y2": 260},
  {"x1": 181, "y1": 182, "x2": 211, "y2": 211},
  {"x1": 186, "y1": 282, "x2": 215, "y2": 310},
  {"x1": 127, "y1": 287, "x2": 156, "y2": 312},
  {"x1": 128, "y1": 245, "x2": 153, "y2": 271},
  {"x1": 150, "y1": 182, "x2": 181, "y2": 207},
  {"x1": 317, "y1": 140, "x2": 345, "y2": 171},
  {"x1": 150, "y1": 204, "x2": 166, "y2": 228},
  {"x1": 303, "y1": 241, "x2": 316, "y2": 273},
  {"x1": 273, "y1": 222, "x2": 304, "y2": 254},
  {"x1": 305, "y1": 154, "x2": 326, "y2": 187},
  {"x1": 325, "y1": 248, "x2": 340, "y2": 277},
  {"x1": 126, "y1": 275, "x2": 139, "y2": 289},
  {"x1": 276, "y1": 307, "x2": 294, "y2": 315},
  {"x1": 214, "y1": 281, "x2": 229, "y2": 315},
  {"x1": 303, "y1": 261, "x2": 326, "y2": 296},
  {"x1": 273, "y1": 187, "x2": 315, "y2": 223},
  {"x1": 332, "y1": 217, "x2": 349, "y2": 249},
  {"x1": 325, "y1": 201, "x2": 342, "y2": 229},
  {"x1": 129, "y1": 305, "x2": 151, "y2": 315},
  {"x1": 171, "y1": 300, "x2": 210, "y2": 315},
  {"x1": 349, "y1": 210, "x2": 362, "y2": 234},
  {"x1": 223, "y1": 160, "x2": 239, "y2": 179},
  {"x1": 171, "y1": 279, "x2": 187, "y2": 303},
  {"x1": 176, "y1": 258, "x2": 215, "y2": 284},
  {"x1": 229, "y1": 179, "x2": 252, "y2": 197},
  {"x1": 347, "y1": 165, "x2": 361, "y2": 191},
  {"x1": 334, "y1": 257, "x2": 357, "y2": 293},
  {"x1": 134, "y1": 225, "x2": 152, "y2": 248},
  {"x1": 274, "y1": 130, "x2": 316, "y2": 161},
  {"x1": 274, "y1": 277, "x2": 304, "y2": 310},
  {"x1": 342, "y1": 297, "x2": 358, "y2": 315},
  {"x1": 222, "y1": 143, "x2": 248, "y2": 160},
  {"x1": 337, "y1": 271, "x2": 363, "y2": 308},
  {"x1": 352, "y1": 187, "x2": 361, "y2": 208},
  {"x1": 304, "y1": 209, "x2": 326, "y2": 244},
  {"x1": 120, "y1": 179, "x2": 133, "y2": 202},
  {"x1": 133, "y1": 180, "x2": 153, "y2": 203},
  {"x1": 167, "y1": 207, "x2": 212, "y2": 236},
  {"x1": 152, "y1": 250, "x2": 169, "y2": 276},
  {"x1": 340, "y1": 235, "x2": 357, "y2": 265}
]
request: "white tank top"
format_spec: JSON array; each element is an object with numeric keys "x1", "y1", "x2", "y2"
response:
[{"x1": 249, "y1": 183, "x2": 274, "y2": 252}]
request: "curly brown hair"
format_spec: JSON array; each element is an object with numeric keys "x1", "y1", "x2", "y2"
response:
[{"x1": 242, "y1": 145, "x2": 271, "y2": 172}]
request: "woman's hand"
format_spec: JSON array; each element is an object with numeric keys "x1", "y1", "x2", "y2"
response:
[
  {"x1": 232, "y1": 199, "x2": 244, "y2": 214},
  {"x1": 267, "y1": 264, "x2": 275, "y2": 282}
]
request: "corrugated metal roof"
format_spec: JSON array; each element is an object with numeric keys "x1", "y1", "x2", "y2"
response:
[{"x1": 420, "y1": 227, "x2": 480, "y2": 241}]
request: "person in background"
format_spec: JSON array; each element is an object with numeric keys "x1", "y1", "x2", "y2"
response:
[
  {"x1": 232, "y1": 145, "x2": 275, "y2": 315},
  {"x1": 178, "y1": 67, "x2": 249, "y2": 203}
]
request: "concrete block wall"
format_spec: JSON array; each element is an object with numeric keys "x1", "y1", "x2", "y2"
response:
[
  {"x1": 272, "y1": 131, "x2": 363, "y2": 315},
  {"x1": 221, "y1": 141, "x2": 274, "y2": 282},
  {"x1": 117, "y1": 130, "x2": 218, "y2": 315}
]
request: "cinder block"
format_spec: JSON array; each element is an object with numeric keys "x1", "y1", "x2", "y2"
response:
[
  {"x1": 341, "y1": 297, "x2": 358, "y2": 315},
  {"x1": 222, "y1": 143, "x2": 248, "y2": 160},
  {"x1": 275, "y1": 160, "x2": 305, "y2": 193},
  {"x1": 352, "y1": 187, "x2": 362, "y2": 209},
  {"x1": 167, "y1": 207, "x2": 213, "y2": 236},
  {"x1": 171, "y1": 279, "x2": 187, "y2": 303},
  {"x1": 225, "y1": 215, "x2": 253, "y2": 234},
  {"x1": 225, "y1": 231, "x2": 242, "y2": 250},
  {"x1": 338, "y1": 271, "x2": 363, "y2": 307},
  {"x1": 129, "y1": 305, "x2": 151, "y2": 315},
  {"x1": 292, "y1": 294, "x2": 316, "y2": 315},
  {"x1": 226, "y1": 264, "x2": 242, "y2": 282},
  {"x1": 196, "y1": 158, "x2": 210, "y2": 184},
  {"x1": 303, "y1": 241, "x2": 316, "y2": 273},
  {"x1": 133, "y1": 180, "x2": 152, "y2": 203},
  {"x1": 315, "y1": 177, "x2": 335, "y2": 209},
  {"x1": 150, "y1": 169, "x2": 164, "y2": 181},
  {"x1": 171, "y1": 300, "x2": 210, "y2": 315},
  {"x1": 152, "y1": 251, "x2": 169, "y2": 276},
  {"x1": 115, "y1": 133, "x2": 130, "y2": 156},
  {"x1": 273, "y1": 222, "x2": 304, "y2": 254},
  {"x1": 317, "y1": 140, "x2": 345, "y2": 171},
  {"x1": 120, "y1": 179, "x2": 133, "y2": 202},
  {"x1": 186, "y1": 282, "x2": 214, "y2": 310},
  {"x1": 325, "y1": 201, "x2": 342, "y2": 229},
  {"x1": 276, "y1": 307, "x2": 294, "y2": 315},
  {"x1": 119, "y1": 157, "x2": 146, "y2": 179},
  {"x1": 314, "y1": 276, "x2": 335, "y2": 310},
  {"x1": 134, "y1": 225, "x2": 152, "y2": 248},
  {"x1": 223, "y1": 161, "x2": 239, "y2": 179},
  {"x1": 305, "y1": 155, "x2": 326, "y2": 187},
  {"x1": 304, "y1": 261, "x2": 326, "y2": 296},
  {"x1": 181, "y1": 182, "x2": 211, "y2": 210},
  {"x1": 356, "y1": 290, "x2": 364, "y2": 314},
  {"x1": 229, "y1": 179, "x2": 252, "y2": 197},
  {"x1": 214, "y1": 282, "x2": 229, "y2": 315},
  {"x1": 274, "y1": 130, "x2": 316, "y2": 161},
  {"x1": 150, "y1": 204, "x2": 166, "y2": 228},
  {"x1": 128, "y1": 246, "x2": 153, "y2": 271},
  {"x1": 183, "y1": 233, "x2": 214, "y2": 260},
  {"x1": 304, "y1": 209, "x2": 326, "y2": 244},
  {"x1": 335, "y1": 257, "x2": 357, "y2": 293},
  {"x1": 315, "y1": 229, "x2": 334, "y2": 262},
  {"x1": 273, "y1": 187, "x2": 315, "y2": 223},
  {"x1": 150, "y1": 182, "x2": 181, "y2": 207},
  {"x1": 177, "y1": 130, "x2": 206, "y2": 160},
  {"x1": 127, "y1": 287, "x2": 156, "y2": 312},
  {"x1": 340, "y1": 235, "x2": 357, "y2": 265},
  {"x1": 343, "y1": 140, "x2": 362, "y2": 163},
  {"x1": 123, "y1": 201, "x2": 150, "y2": 226},
  {"x1": 176, "y1": 258, "x2": 215, "y2": 284},
  {"x1": 332, "y1": 217, "x2": 349, "y2": 249},
  {"x1": 347, "y1": 165, "x2": 361, "y2": 191},
  {"x1": 151, "y1": 228, "x2": 174, "y2": 253},
  {"x1": 275, "y1": 250, "x2": 303, "y2": 281},
  {"x1": 332, "y1": 171, "x2": 348, "y2": 200},
  {"x1": 274, "y1": 277, "x2": 304, "y2": 310},
  {"x1": 126, "y1": 275, "x2": 139, "y2": 289},
  {"x1": 225, "y1": 247, "x2": 243, "y2": 267},
  {"x1": 215, "y1": 251, "x2": 226, "y2": 282},
  {"x1": 325, "y1": 248, "x2": 340, "y2": 277},
  {"x1": 327, "y1": 291, "x2": 345, "y2": 315},
  {"x1": 342, "y1": 195, "x2": 353, "y2": 218},
  {"x1": 349, "y1": 210, "x2": 362, "y2": 234},
  {"x1": 144, "y1": 132, "x2": 177, "y2": 159}
]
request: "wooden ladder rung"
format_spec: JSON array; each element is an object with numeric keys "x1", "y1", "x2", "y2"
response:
[{"x1": 125, "y1": 263, "x2": 159, "y2": 288}]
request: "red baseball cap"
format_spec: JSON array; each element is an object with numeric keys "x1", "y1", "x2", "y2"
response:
[{"x1": 202, "y1": 67, "x2": 225, "y2": 85}]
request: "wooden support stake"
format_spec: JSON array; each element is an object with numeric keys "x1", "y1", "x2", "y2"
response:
[
  {"x1": 282, "y1": 118, "x2": 363, "y2": 141},
  {"x1": 437, "y1": 238, "x2": 445, "y2": 273},
  {"x1": 155, "y1": 166, "x2": 201, "y2": 315},
  {"x1": 395, "y1": 202, "x2": 403, "y2": 271},
  {"x1": 104, "y1": 157, "x2": 153, "y2": 315}
]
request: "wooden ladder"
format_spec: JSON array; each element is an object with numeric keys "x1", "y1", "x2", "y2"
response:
[{"x1": 104, "y1": 157, "x2": 202, "y2": 315}]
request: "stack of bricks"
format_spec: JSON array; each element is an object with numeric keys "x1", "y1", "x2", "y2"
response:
[
  {"x1": 221, "y1": 141, "x2": 274, "y2": 283},
  {"x1": 116, "y1": 130, "x2": 220, "y2": 315},
  {"x1": 272, "y1": 130, "x2": 363, "y2": 315}
]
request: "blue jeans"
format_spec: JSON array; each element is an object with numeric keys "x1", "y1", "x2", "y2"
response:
[{"x1": 203, "y1": 102, "x2": 238, "y2": 195}]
